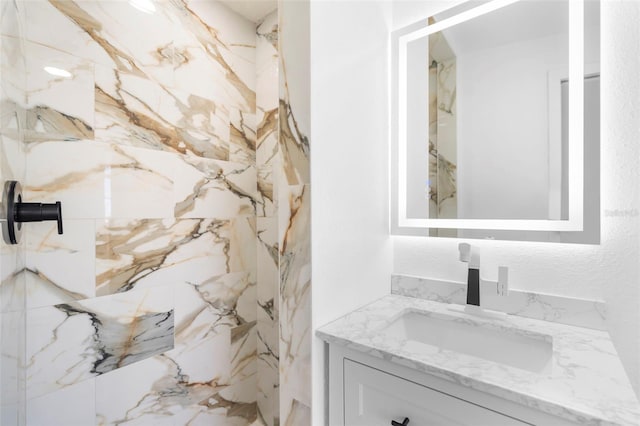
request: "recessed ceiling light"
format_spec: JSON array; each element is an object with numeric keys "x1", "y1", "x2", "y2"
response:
[
  {"x1": 129, "y1": 0, "x2": 156, "y2": 14},
  {"x1": 43, "y1": 66, "x2": 72, "y2": 78}
]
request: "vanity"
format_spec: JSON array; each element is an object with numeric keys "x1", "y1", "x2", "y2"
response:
[{"x1": 317, "y1": 295, "x2": 640, "y2": 426}]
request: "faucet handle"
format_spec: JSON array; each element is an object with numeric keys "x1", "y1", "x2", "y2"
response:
[
  {"x1": 497, "y1": 266, "x2": 509, "y2": 296},
  {"x1": 458, "y1": 243, "x2": 471, "y2": 262}
]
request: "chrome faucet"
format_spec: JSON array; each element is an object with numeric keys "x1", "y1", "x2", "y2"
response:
[{"x1": 458, "y1": 243, "x2": 509, "y2": 308}]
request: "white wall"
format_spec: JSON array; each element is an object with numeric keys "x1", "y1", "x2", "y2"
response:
[
  {"x1": 393, "y1": 0, "x2": 640, "y2": 396},
  {"x1": 310, "y1": 1, "x2": 394, "y2": 424},
  {"x1": 457, "y1": 33, "x2": 567, "y2": 220},
  {"x1": 601, "y1": 0, "x2": 640, "y2": 398}
]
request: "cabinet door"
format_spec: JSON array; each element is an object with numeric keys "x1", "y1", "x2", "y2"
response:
[{"x1": 344, "y1": 359, "x2": 530, "y2": 426}]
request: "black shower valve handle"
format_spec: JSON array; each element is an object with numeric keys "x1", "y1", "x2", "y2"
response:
[{"x1": 15, "y1": 201, "x2": 63, "y2": 234}]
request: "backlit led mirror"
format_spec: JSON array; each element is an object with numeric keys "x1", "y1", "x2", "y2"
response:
[{"x1": 391, "y1": 0, "x2": 600, "y2": 242}]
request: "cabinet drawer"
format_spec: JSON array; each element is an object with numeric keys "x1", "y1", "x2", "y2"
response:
[{"x1": 344, "y1": 359, "x2": 529, "y2": 426}]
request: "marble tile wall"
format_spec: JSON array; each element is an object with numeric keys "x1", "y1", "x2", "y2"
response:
[
  {"x1": 256, "y1": 11, "x2": 280, "y2": 426},
  {"x1": 0, "y1": 0, "x2": 275, "y2": 424},
  {"x1": 1, "y1": 0, "x2": 28, "y2": 424},
  {"x1": 278, "y1": 1, "x2": 311, "y2": 425},
  {"x1": 0, "y1": 1, "x2": 316, "y2": 424}
]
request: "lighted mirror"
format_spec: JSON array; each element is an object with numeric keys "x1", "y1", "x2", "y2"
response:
[{"x1": 391, "y1": 0, "x2": 600, "y2": 242}]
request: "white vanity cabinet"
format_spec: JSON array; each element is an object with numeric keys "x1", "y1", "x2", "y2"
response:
[{"x1": 329, "y1": 345, "x2": 580, "y2": 426}]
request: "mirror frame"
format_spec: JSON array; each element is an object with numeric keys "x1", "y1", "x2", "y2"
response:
[{"x1": 391, "y1": 0, "x2": 585, "y2": 235}]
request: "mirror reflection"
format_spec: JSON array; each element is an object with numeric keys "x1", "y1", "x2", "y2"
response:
[{"x1": 394, "y1": 0, "x2": 601, "y2": 241}]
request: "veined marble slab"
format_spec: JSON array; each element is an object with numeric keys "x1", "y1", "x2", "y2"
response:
[
  {"x1": 95, "y1": 217, "x2": 255, "y2": 296},
  {"x1": 317, "y1": 295, "x2": 640, "y2": 426},
  {"x1": 277, "y1": 2, "x2": 312, "y2": 424},
  {"x1": 26, "y1": 286, "x2": 174, "y2": 399},
  {"x1": 24, "y1": 140, "x2": 258, "y2": 220},
  {"x1": 392, "y1": 274, "x2": 607, "y2": 331}
]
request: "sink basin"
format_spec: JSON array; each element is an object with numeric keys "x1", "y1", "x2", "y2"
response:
[{"x1": 381, "y1": 311, "x2": 553, "y2": 374}]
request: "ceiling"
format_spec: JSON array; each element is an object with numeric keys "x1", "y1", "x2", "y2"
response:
[{"x1": 217, "y1": 0, "x2": 277, "y2": 23}]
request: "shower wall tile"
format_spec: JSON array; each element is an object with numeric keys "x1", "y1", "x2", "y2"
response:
[
  {"x1": 278, "y1": 184, "x2": 311, "y2": 424},
  {"x1": 256, "y1": 11, "x2": 279, "y2": 219},
  {"x1": 1, "y1": 0, "x2": 23, "y2": 39},
  {"x1": 23, "y1": 1, "x2": 124, "y2": 71},
  {"x1": 1, "y1": 309, "x2": 26, "y2": 425},
  {"x1": 228, "y1": 321, "x2": 258, "y2": 404},
  {"x1": 0, "y1": 35, "x2": 26, "y2": 137},
  {"x1": 171, "y1": 0, "x2": 256, "y2": 112},
  {"x1": 95, "y1": 218, "x2": 243, "y2": 296},
  {"x1": 256, "y1": 12, "x2": 280, "y2": 425},
  {"x1": 26, "y1": 378, "x2": 95, "y2": 426},
  {"x1": 26, "y1": 286, "x2": 174, "y2": 399},
  {"x1": 256, "y1": 216, "x2": 278, "y2": 425},
  {"x1": 278, "y1": 2, "x2": 311, "y2": 424},
  {"x1": 25, "y1": 220, "x2": 96, "y2": 308},
  {"x1": 26, "y1": 0, "x2": 177, "y2": 87},
  {"x1": 24, "y1": 141, "x2": 258, "y2": 220},
  {"x1": 1, "y1": 2, "x2": 27, "y2": 422},
  {"x1": 95, "y1": 65, "x2": 231, "y2": 160},
  {"x1": 0, "y1": 240, "x2": 25, "y2": 313},
  {"x1": 17, "y1": 0, "x2": 268, "y2": 423},
  {"x1": 25, "y1": 41, "x2": 94, "y2": 142},
  {"x1": 183, "y1": 0, "x2": 257, "y2": 90},
  {"x1": 173, "y1": 156, "x2": 257, "y2": 219},
  {"x1": 95, "y1": 354, "x2": 256, "y2": 426},
  {"x1": 25, "y1": 141, "x2": 176, "y2": 219},
  {"x1": 229, "y1": 108, "x2": 256, "y2": 164},
  {"x1": 95, "y1": 271, "x2": 258, "y2": 425}
]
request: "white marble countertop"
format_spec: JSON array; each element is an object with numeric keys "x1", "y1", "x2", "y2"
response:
[{"x1": 316, "y1": 295, "x2": 640, "y2": 426}]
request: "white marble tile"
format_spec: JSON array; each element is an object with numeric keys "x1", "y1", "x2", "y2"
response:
[
  {"x1": 23, "y1": 1, "x2": 115, "y2": 69},
  {"x1": 25, "y1": 220, "x2": 95, "y2": 309},
  {"x1": 25, "y1": 140, "x2": 259, "y2": 220},
  {"x1": 26, "y1": 378, "x2": 95, "y2": 426},
  {"x1": 95, "y1": 273, "x2": 258, "y2": 425},
  {"x1": 25, "y1": 141, "x2": 175, "y2": 219},
  {"x1": 0, "y1": 134, "x2": 26, "y2": 188},
  {"x1": 255, "y1": 11, "x2": 278, "y2": 221},
  {"x1": 174, "y1": 156, "x2": 257, "y2": 219},
  {"x1": 226, "y1": 321, "x2": 257, "y2": 403},
  {"x1": 95, "y1": 64, "x2": 231, "y2": 160},
  {"x1": 229, "y1": 109, "x2": 256, "y2": 165},
  {"x1": 0, "y1": 225, "x2": 26, "y2": 313},
  {"x1": 184, "y1": 0, "x2": 257, "y2": 90},
  {"x1": 26, "y1": 0, "x2": 177, "y2": 87},
  {"x1": 25, "y1": 41, "x2": 94, "y2": 142},
  {"x1": 95, "y1": 355, "x2": 177, "y2": 426},
  {"x1": 256, "y1": 12, "x2": 278, "y2": 113},
  {"x1": 1, "y1": 309, "x2": 26, "y2": 425},
  {"x1": 170, "y1": 0, "x2": 255, "y2": 112},
  {"x1": 278, "y1": 184, "x2": 311, "y2": 425},
  {"x1": 1, "y1": 0, "x2": 23, "y2": 39},
  {"x1": 26, "y1": 286, "x2": 174, "y2": 399},
  {"x1": 256, "y1": 216, "x2": 278, "y2": 426},
  {"x1": 96, "y1": 218, "x2": 254, "y2": 297},
  {"x1": 256, "y1": 217, "x2": 277, "y2": 321},
  {"x1": 1, "y1": 35, "x2": 27, "y2": 137},
  {"x1": 277, "y1": 3, "x2": 311, "y2": 422},
  {"x1": 391, "y1": 274, "x2": 608, "y2": 330}
]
